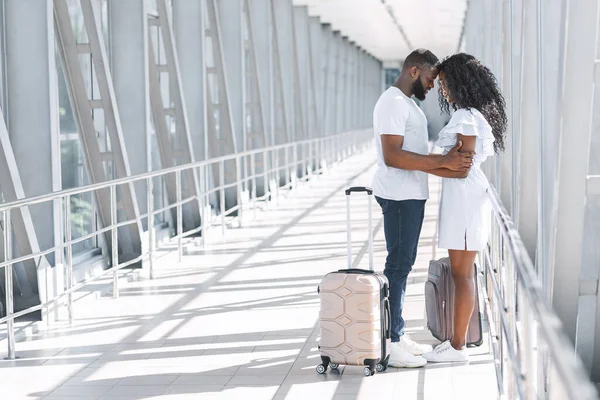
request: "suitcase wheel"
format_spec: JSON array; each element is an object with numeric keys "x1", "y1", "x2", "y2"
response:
[
  {"x1": 329, "y1": 363, "x2": 339, "y2": 370},
  {"x1": 376, "y1": 363, "x2": 386, "y2": 373},
  {"x1": 363, "y1": 367, "x2": 375, "y2": 377},
  {"x1": 316, "y1": 364, "x2": 327, "y2": 374}
]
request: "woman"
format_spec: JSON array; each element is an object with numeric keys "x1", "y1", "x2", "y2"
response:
[{"x1": 423, "y1": 53, "x2": 507, "y2": 363}]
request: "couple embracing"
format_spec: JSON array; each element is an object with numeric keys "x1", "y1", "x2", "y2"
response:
[{"x1": 372, "y1": 49, "x2": 507, "y2": 367}]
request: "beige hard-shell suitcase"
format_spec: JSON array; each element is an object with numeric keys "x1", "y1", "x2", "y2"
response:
[{"x1": 316, "y1": 186, "x2": 391, "y2": 377}]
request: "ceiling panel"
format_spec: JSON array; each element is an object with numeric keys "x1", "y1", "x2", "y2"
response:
[{"x1": 292, "y1": 0, "x2": 467, "y2": 62}]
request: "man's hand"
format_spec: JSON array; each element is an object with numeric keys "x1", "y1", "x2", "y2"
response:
[{"x1": 442, "y1": 141, "x2": 474, "y2": 171}]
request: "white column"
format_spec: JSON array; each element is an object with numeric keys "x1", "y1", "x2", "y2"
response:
[
  {"x1": 3, "y1": 0, "x2": 57, "y2": 321},
  {"x1": 218, "y1": 0, "x2": 245, "y2": 151},
  {"x1": 249, "y1": 0, "x2": 273, "y2": 144},
  {"x1": 515, "y1": 0, "x2": 539, "y2": 257},
  {"x1": 273, "y1": 0, "x2": 295, "y2": 142},
  {"x1": 173, "y1": 0, "x2": 208, "y2": 161},
  {"x1": 552, "y1": 0, "x2": 600, "y2": 377},
  {"x1": 498, "y1": 0, "x2": 513, "y2": 212},
  {"x1": 293, "y1": 6, "x2": 310, "y2": 139},
  {"x1": 309, "y1": 16, "x2": 323, "y2": 136},
  {"x1": 109, "y1": 0, "x2": 150, "y2": 226}
]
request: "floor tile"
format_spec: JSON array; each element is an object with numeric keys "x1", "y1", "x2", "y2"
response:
[
  {"x1": 103, "y1": 385, "x2": 169, "y2": 396},
  {"x1": 171, "y1": 374, "x2": 232, "y2": 386},
  {"x1": 0, "y1": 152, "x2": 498, "y2": 400},
  {"x1": 47, "y1": 385, "x2": 111, "y2": 397},
  {"x1": 164, "y1": 385, "x2": 225, "y2": 395},
  {"x1": 117, "y1": 374, "x2": 179, "y2": 386},
  {"x1": 227, "y1": 374, "x2": 287, "y2": 386}
]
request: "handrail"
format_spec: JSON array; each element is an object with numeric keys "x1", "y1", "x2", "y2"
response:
[
  {"x1": 0, "y1": 129, "x2": 374, "y2": 360},
  {"x1": 0, "y1": 136, "x2": 344, "y2": 213},
  {"x1": 483, "y1": 186, "x2": 598, "y2": 400}
]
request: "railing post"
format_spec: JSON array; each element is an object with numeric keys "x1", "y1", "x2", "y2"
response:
[
  {"x1": 301, "y1": 142, "x2": 306, "y2": 180},
  {"x1": 199, "y1": 166, "x2": 206, "y2": 249},
  {"x1": 236, "y1": 155, "x2": 243, "y2": 227},
  {"x1": 147, "y1": 177, "x2": 155, "y2": 279},
  {"x1": 314, "y1": 140, "x2": 318, "y2": 173},
  {"x1": 493, "y1": 219, "x2": 504, "y2": 394},
  {"x1": 285, "y1": 147, "x2": 290, "y2": 188},
  {"x1": 275, "y1": 149, "x2": 280, "y2": 206},
  {"x1": 318, "y1": 139, "x2": 323, "y2": 173},
  {"x1": 263, "y1": 150, "x2": 269, "y2": 210},
  {"x1": 110, "y1": 185, "x2": 119, "y2": 299},
  {"x1": 315, "y1": 140, "x2": 319, "y2": 174},
  {"x1": 64, "y1": 196, "x2": 73, "y2": 323},
  {"x1": 314, "y1": 140, "x2": 319, "y2": 174},
  {"x1": 308, "y1": 141, "x2": 313, "y2": 178},
  {"x1": 176, "y1": 170, "x2": 183, "y2": 263},
  {"x1": 332, "y1": 136, "x2": 336, "y2": 164},
  {"x1": 251, "y1": 153, "x2": 257, "y2": 220},
  {"x1": 243, "y1": 151, "x2": 249, "y2": 195},
  {"x1": 327, "y1": 136, "x2": 331, "y2": 166},
  {"x1": 220, "y1": 160, "x2": 225, "y2": 235},
  {"x1": 505, "y1": 246, "x2": 518, "y2": 399},
  {"x1": 3, "y1": 210, "x2": 15, "y2": 360},
  {"x1": 293, "y1": 144, "x2": 298, "y2": 190},
  {"x1": 520, "y1": 280, "x2": 535, "y2": 399}
]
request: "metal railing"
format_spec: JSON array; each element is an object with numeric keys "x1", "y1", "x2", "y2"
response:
[
  {"x1": 481, "y1": 186, "x2": 599, "y2": 400},
  {"x1": 0, "y1": 129, "x2": 373, "y2": 359}
]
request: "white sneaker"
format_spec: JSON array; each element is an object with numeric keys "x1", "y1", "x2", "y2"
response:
[
  {"x1": 399, "y1": 334, "x2": 433, "y2": 355},
  {"x1": 388, "y1": 342, "x2": 427, "y2": 368},
  {"x1": 422, "y1": 340, "x2": 469, "y2": 363}
]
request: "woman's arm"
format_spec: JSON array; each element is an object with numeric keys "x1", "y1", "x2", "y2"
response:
[
  {"x1": 457, "y1": 134, "x2": 476, "y2": 154},
  {"x1": 429, "y1": 134, "x2": 477, "y2": 179}
]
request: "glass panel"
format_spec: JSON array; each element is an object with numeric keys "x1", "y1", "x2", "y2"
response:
[
  {"x1": 58, "y1": 59, "x2": 96, "y2": 252},
  {"x1": 0, "y1": 1, "x2": 6, "y2": 111},
  {"x1": 67, "y1": 0, "x2": 89, "y2": 43},
  {"x1": 57, "y1": 1, "x2": 98, "y2": 253},
  {"x1": 102, "y1": 0, "x2": 109, "y2": 47},
  {"x1": 149, "y1": 130, "x2": 166, "y2": 224},
  {"x1": 148, "y1": 23, "x2": 166, "y2": 224}
]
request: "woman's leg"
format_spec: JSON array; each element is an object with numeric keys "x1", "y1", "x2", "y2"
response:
[{"x1": 448, "y1": 249, "x2": 478, "y2": 350}]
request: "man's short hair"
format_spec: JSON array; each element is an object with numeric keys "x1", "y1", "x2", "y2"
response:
[{"x1": 402, "y1": 49, "x2": 439, "y2": 71}]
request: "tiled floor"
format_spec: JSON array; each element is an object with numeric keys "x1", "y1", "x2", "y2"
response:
[{"x1": 0, "y1": 151, "x2": 498, "y2": 400}]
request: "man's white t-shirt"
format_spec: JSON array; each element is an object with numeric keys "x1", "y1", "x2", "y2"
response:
[{"x1": 371, "y1": 86, "x2": 429, "y2": 201}]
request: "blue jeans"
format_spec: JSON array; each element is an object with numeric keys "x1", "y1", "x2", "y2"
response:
[{"x1": 375, "y1": 197, "x2": 426, "y2": 343}]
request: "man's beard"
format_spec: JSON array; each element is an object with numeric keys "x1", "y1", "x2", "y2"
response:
[{"x1": 412, "y1": 78, "x2": 426, "y2": 101}]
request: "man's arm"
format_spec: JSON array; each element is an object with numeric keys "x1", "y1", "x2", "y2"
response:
[
  {"x1": 427, "y1": 168, "x2": 469, "y2": 179},
  {"x1": 381, "y1": 135, "x2": 473, "y2": 172}
]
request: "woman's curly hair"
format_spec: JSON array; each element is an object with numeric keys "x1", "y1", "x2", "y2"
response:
[{"x1": 437, "y1": 53, "x2": 507, "y2": 153}]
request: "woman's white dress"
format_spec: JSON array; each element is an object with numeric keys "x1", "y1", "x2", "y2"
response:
[{"x1": 436, "y1": 108, "x2": 495, "y2": 251}]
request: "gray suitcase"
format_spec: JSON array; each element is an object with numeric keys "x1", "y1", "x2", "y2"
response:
[
  {"x1": 316, "y1": 186, "x2": 391, "y2": 377},
  {"x1": 425, "y1": 257, "x2": 483, "y2": 347}
]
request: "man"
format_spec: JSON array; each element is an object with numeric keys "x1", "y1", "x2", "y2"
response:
[{"x1": 372, "y1": 49, "x2": 473, "y2": 368}]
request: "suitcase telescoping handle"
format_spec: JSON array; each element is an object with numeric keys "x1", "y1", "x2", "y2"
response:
[
  {"x1": 345, "y1": 186, "x2": 374, "y2": 271},
  {"x1": 345, "y1": 187, "x2": 373, "y2": 195}
]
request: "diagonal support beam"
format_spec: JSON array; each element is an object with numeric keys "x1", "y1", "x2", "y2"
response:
[
  {"x1": 146, "y1": 0, "x2": 202, "y2": 231},
  {"x1": 205, "y1": 0, "x2": 239, "y2": 212},
  {"x1": 0, "y1": 107, "x2": 49, "y2": 314},
  {"x1": 54, "y1": 0, "x2": 143, "y2": 263}
]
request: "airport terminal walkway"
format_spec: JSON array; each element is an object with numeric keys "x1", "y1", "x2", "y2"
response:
[{"x1": 0, "y1": 151, "x2": 498, "y2": 400}]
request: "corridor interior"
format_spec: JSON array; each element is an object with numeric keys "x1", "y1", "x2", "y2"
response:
[{"x1": 0, "y1": 151, "x2": 497, "y2": 400}]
